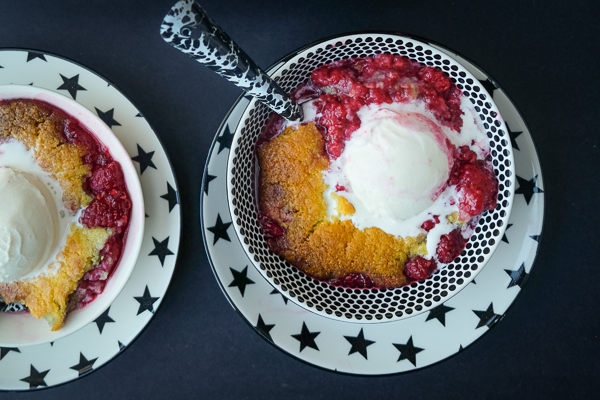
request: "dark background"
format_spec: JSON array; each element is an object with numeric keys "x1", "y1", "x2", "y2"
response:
[{"x1": 2, "y1": 0, "x2": 598, "y2": 398}]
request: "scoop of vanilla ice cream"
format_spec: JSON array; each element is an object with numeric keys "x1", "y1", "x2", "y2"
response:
[
  {"x1": 341, "y1": 109, "x2": 453, "y2": 221},
  {"x1": 0, "y1": 167, "x2": 58, "y2": 282}
]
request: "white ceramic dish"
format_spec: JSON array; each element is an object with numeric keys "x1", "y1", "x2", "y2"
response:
[{"x1": 0, "y1": 85, "x2": 144, "y2": 347}]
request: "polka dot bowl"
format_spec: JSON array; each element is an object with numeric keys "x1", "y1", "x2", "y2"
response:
[{"x1": 226, "y1": 33, "x2": 515, "y2": 323}]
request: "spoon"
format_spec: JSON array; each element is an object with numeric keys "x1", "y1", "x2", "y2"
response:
[{"x1": 160, "y1": 0, "x2": 304, "y2": 121}]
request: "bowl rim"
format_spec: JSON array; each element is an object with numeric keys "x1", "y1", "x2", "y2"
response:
[
  {"x1": 225, "y1": 32, "x2": 516, "y2": 323},
  {"x1": 0, "y1": 84, "x2": 145, "y2": 346}
]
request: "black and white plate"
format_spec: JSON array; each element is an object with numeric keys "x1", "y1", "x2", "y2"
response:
[
  {"x1": 201, "y1": 39, "x2": 544, "y2": 374},
  {"x1": 0, "y1": 49, "x2": 181, "y2": 390}
]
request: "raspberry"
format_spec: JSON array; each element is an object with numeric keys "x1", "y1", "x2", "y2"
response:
[
  {"x1": 329, "y1": 273, "x2": 374, "y2": 289},
  {"x1": 451, "y1": 161, "x2": 498, "y2": 219},
  {"x1": 88, "y1": 161, "x2": 124, "y2": 193},
  {"x1": 84, "y1": 235, "x2": 122, "y2": 281},
  {"x1": 258, "y1": 214, "x2": 285, "y2": 238},
  {"x1": 436, "y1": 229, "x2": 466, "y2": 264},
  {"x1": 80, "y1": 189, "x2": 131, "y2": 234},
  {"x1": 404, "y1": 256, "x2": 438, "y2": 282}
]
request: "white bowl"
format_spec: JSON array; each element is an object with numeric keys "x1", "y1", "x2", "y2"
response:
[{"x1": 0, "y1": 85, "x2": 144, "y2": 346}]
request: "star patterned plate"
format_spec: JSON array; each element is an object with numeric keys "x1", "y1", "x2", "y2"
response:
[
  {"x1": 201, "y1": 38, "x2": 545, "y2": 374},
  {"x1": 0, "y1": 49, "x2": 181, "y2": 390}
]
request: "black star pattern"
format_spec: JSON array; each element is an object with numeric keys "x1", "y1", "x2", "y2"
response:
[
  {"x1": 516, "y1": 175, "x2": 543, "y2": 205},
  {"x1": 506, "y1": 124, "x2": 524, "y2": 151},
  {"x1": 228, "y1": 266, "x2": 255, "y2": 296},
  {"x1": 478, "y1": 78, "x2": 497, "y2": 96},
  {"x1": 134, "y1": 286, "x2": 160, "y2": 315},
  {"x1": 255, "y1": 314, "x2": 275, "y2": 342},
  {"x1": 425, "y1": 304, "x2": 455, "y2": 327},
  {"x1": 0, "y1": 347, "x2": 20, "y2": 360},
  {"x1": 26, "y1": 52, "x2": 46, "y2": 62},
  {"x1": 216, "y1": 124, "x2": 234, "y2": 154},
  {"x1": 148, "y1": 237, "x2": 174, "y2": 266},
  {"x1": 344, "y1": 328, "x2": 375, "y2": 360},
  {"x1": 458, "y1": 345, "x2": 464, "y2": 352},
  {"x1": 505, "y1": 263, "x2": 529, "y2": 289},
  {"x1": 131, "y1": 144, "x2": 157, "y2": 174},
  {"x1": 291, "y1": 322, "x2": 320, "y2": 352},
  {"x1": 203, "y1": 172, "x2": 217, "y2": 196},
  {"x1": 160, "y1": 182, "x2": 179, "y2": 212},
  {"x1": 530, "y1": 235, "x2": 540, "y2": 242},
  {"x1": 270, "y1": 288, "x2": 288, "y2": 305},
  {"x1": 471, "y1": 279, "x2": 477, "y2": 285},
  {"x1": 207, "y1": 214, "x2": 232, "y2": 245},
  {"x1": 501, "y1": 224, "x2": 514, "y2": 244},
  {"x1": 94, "y1": 307, "x2": 115, "y2": 334},
  {"x1": 473, "y1": 303, "x2": 501, "y2": 329},
  {"x1": 57, "y1": 74, "x2": 86, "y2": 100},
  {"x1": 392, "y1": 336, "x2": 424, "y2": 367},
  {"x1": 69, "y1": 353, "x2": 98, "y2": 377},
  {"x1": 50, "y1": 342, "x2": 54, "y2": 347},
  {"x1": 94, "y1": 107, "x2": 121, "y2": 128},
  {"x1": 118, "y1": 341, "x2": 126, "y2": 351},
  {"x1": 20, "y1": 365, "x2": 49, "y2": 389}
]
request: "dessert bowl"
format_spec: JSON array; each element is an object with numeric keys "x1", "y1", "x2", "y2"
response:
[
  {"x1": 0, "y1": 85, "x2": 144, "y2": 346},
  {"x1": 227, "y1": 33, "x2": 515, "y2": 323}
]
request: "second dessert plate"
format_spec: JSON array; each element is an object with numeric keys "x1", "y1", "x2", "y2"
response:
[
  {"x1": 201, "y1": 36, "x2": 544, "y2": 374},
  {"x1": 0, "y1": 49, "x2": 181, "y2": 390}
]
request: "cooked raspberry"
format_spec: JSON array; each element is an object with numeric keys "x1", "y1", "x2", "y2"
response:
[
  {"x1": 436, "y1": 229, "x2": 466, "y2": 264},
  {"x1": 404, "y1": 256, "x2": 438, "y2": 282},
  {"x1": 80, "y1": 189, "x2": 131, "y2": 234},
  {"x1": 329, "y1": 273, "x2": 374, "y2": 288},
  {"x1": 87, "y1": 161, "x2": 125, "y2": 193},
  {"x1": 84, "y1": 235, "x2": 122, "y2": 281},
  {"x1": 418, "y1": 67, "x2": 451, "y2": 93},
  {"x1": 454, "y1": 145, "x2": 478, "y2": 162},
  {"x1": 421, "y1": 220, "x2": 435, "y2": 232},
  {"x1": 451, "y1": 161, "x2": 498, "y2": 219},
  {"x1": 259, "y1": 214, "x2": 285, "y2": 238},
  {"x1": 73, "y1": 280, "x2": 106, "y2": 308}
]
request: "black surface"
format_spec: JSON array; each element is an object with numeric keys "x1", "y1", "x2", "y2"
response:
[{"x1": 1, "y1": 0, "x2": 599, "y2": 398}]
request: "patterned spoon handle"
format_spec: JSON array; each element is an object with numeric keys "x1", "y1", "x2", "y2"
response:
[{"x1": 160, "y1": 0, "x2": 303, "y2": 121}]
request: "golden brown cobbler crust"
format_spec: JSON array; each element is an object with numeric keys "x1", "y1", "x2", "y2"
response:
[
  {"x1": 0, "y1": 100, "x2": 91, "y2": 209},
  {"x1": 0, "y1": 101, "x2": 110, "y2": 331},
  {"x1": 257, "y1": 123, "x2": 427, "y2": 288}
]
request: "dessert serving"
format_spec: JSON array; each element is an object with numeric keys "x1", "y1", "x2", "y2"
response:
[
  {"x1": 227, "y1": 34, "x2": 514, "y2": 322},
  {"x1": 256, "y1": 54, "x2": 499, "y2": 289},
  {"x1": 0, "y1": 97, "x2": 132, "y2": 331}
]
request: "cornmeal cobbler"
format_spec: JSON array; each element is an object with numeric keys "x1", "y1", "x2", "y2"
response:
[
  {"x1": 257, "y1": 55, "x2": 499, "y2": 289},
  {"x1": 0, "y1": 100, "x2": 131, "y2": 331}
]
